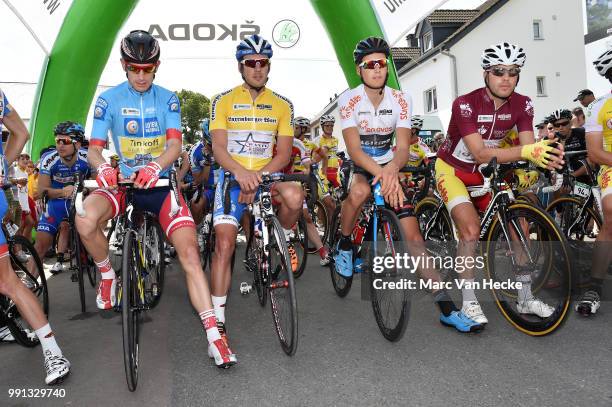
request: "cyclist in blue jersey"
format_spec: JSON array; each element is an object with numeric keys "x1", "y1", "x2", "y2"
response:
[
  {"x1": 32, "y1": 122, "x2": 91, "y2": 276},
  {"x1": 189, "y1": 119, "x2": 216, "y2": 226},
  {"x1": 0, "y1": 88, "x2": 71, "y2": 384},
  {"x1": 75, "y1": 30, "x2": 236, "y2": 368}
]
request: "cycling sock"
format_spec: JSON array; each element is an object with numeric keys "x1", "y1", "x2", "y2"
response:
[
  {"x1": 590, "y1": 278, "x2": 604, "y2": 296},
  {"x1": 35, "y1": 324, "x2": 61, "y2": 357},
  {"x1": 461, "y1": 279, "x2": 477, "y2": 305},
  {"x1": 212, "y1": 295, "x2": 226, "y2": 324},
  {"x1": 516, "y1": 274, "x2": 534, "y2": 303},
  {"x1": 339, "y1": 234, "x2": 352, "y2": 251},
  {"x1": 318, "y1": 246, "x2": 329, "y2": 259},
  {"x1": 433, "y1": 289, "x2": 457, "y2": 317},
  {"x1": 199, "y1": 309, "x2": 221, "y2": 344},
  {"x1": 95, "y1": 257, "x2": 115, "y2": 280}
]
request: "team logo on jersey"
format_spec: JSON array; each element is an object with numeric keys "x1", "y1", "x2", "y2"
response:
[
  {"x1": 378, "y1": 109, "x2": 392, "y2": 116},
  {"x1": 144, "y1": 118, "x2": 161, "y2": 136},
  {"x1": 94, "y1": 97, "x2": 108, "y2": 120},
  {"x1": 126, "y1": 119, "x2": 140, "y2": 134},
  {"x1": 525, "y1": 100, "x2": 534, "y2": 117},
  {"x1": 606, "y1": 118, "x2": 612, "y2": 130},
  {"x1": 234, "y1": 133, "x2": 271, "y2": 155},
  {"x1": 340, "y1": 95, "x2": 361, "y2": 120},
  {"x1": 167, "y1": 94, "x2": 180, "y2": 112},
  {"x1": 460, "y1": 103, "x2": 473, "y2": 118},
  {"x1": 256, "y1": 104, "x2": 272, "y2": 110},
  {"x1": 359, "y1": 120, "x2": 369, "y2": 130},
  {"x1": 233, "y1": 104, "x2": 251, "y2": 110},
  {"x1": 478, "y1": 125, "x2": 487, "y2": 135},
  {"x1": 497, "y1": 114, "x2": 512, "y2": 121},
  {"x1": 477, "y1": 115, "x2": 494, "y2": 123},
  {"x1": 121, "y1": 108, "x2": 140, "y2": 116},
  {"x1": 393, "y1": 93, "x2": 409, "y2": 120}
]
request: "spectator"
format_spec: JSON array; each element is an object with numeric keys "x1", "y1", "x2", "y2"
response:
[
  {"x1": 535, "y1": 121, "x2": 547, "y2": 141},
  {"x1": 432, "y1": 132, "x2": 445, "y2": 152},
  {"x1": 573, "y1": 89, "x2": 595, "y2": 108},
  {"x1": 545, "y1": 117, "x2": 556, "y2": 140},
  {"x1": 571, "y1": 107, "x2": 585, "y2": 128}
]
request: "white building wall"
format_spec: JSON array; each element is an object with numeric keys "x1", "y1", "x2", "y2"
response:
[
  {"x1": 399, "y1": 55, "x2": 454, "y2": 132},
  {"x1": 450, "y1": 0, "x2": 587, "y2": 123},
  {"x1": 586, "y1": 36, "x2": 612, "y2": 98}
]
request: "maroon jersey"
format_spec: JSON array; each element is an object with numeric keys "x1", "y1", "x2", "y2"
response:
[{"x1": 437, "y1": 87, "x2": 534, "y2": 173}]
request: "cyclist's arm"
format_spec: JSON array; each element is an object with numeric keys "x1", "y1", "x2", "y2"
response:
[
  {"x1": 463, "y1": 132, "x2": 525, "y2": 164},
  {"x1": 343, "y1": 127, "x2": 381, "y2": 175},
  {"x1": 37, "y1": 174, "x2": 64, "y2": 199},
  {"x1": 87, "y1": 145, "x2": 106, "y2": 169},
  {"x1": 2, "y1": 108, "x2": 30, "y2": 164},
  {"x1": 261, "y1": 135, "x2": 292, "y2": 173},
  {"x1": 176, "y1": 154, "x2": 190, "y2": 182},
  {"x1": 585, "y1": 131, "x2": 612, "y2": 166},
  {"x1": 192, "y1": 167, "x2": 207, "y2": 185},
  {"x1": 212, "y1": 129, "x2": 248, "y2": 175}
]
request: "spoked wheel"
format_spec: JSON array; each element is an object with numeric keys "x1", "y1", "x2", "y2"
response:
[
  {"x1": 245, "y1": 226, "x2": 267, "y2": 307},
  {"x1": 121, "y1": 231, "x2": 141, "y2": 392},
  {"x1": 308, "y1": 200, "x2": 328, "y2": 253},
  {"x1": 73, "y1": 227, "x2": 88, "y2": 313},
  {"x1": 485, "y1": 203, "x2": 571, "y2": 336},
  {"x1": 267, "y1": 217, "x2": 298, "y2": 355},
  {"x1": 365, "y1": 208, "x2": 410, "y2": 342},
  {"x1": 327, "y1": 208, "x2": 352, "y2": 297},
  {"x1": 6, "y1": 236, "x2": 47, "y2": 347},
  {"x1": 142, "y1": 219, "x2": 165, "y2": 308},
  {"x1": 291, "y1": 216, "x2": 308, "y2": 279}
]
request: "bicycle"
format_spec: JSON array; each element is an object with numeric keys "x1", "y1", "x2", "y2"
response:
[
  {"x1": 0, "y1": 221, "x2": 47, "y2": 347},
  {"x1": 231, "y1": 171, "x2": 316, "y2": 355},
  {"x1": 416, "y1": 158, "x2": 572, "y2": 336},
  {"x1": 76, "y1": 175, "x2": 170, "y2": 391},
  {"x1": 327, "y1": 163, "x2": 429, "y2": 342}
]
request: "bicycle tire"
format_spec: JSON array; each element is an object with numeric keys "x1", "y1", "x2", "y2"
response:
[
  {"x1": 245, "y1": 226, "x2": 267, "y2": 307},
  {"x1": 73, "y1": 226, "x2": 86, "y2": 313},
  {"x1": 6, "y1": 236, "x2": 47, "y2": 347},
  {"x1": 121, "y1": 230, "x2": 140, "y2": 391},
  {"x1": 327, "y1": 208, "x2": 353, "y2": 297},
  {"x1": 143, "y1": 219, "x2": 165, "y2": 309},
  {"x1": 367, "y1": 208, "x2": 410, "y2": 342},
  {"x1": 485, "y1": 203, "x2": 571, "y2": 336},
  {"x1": 308, "y1": 200, "x2": 328, "y2": 253},
  {"x1": 292, "y1": 215, "x2": 308, "y2": 279},
  {"x1": 267, "y1": 216, "x2": 298, "y2": 355},
  {"x1": 415, "y1": 197, "x2": 454, "y2": 242},
  {"x1": 546, "y1": 196, "x2": 602, "y2": 241}
]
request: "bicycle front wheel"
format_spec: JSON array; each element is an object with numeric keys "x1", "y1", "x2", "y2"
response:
[
  {"x1": 121, "y1": 230, "x2": 141, "y2": 391},
  {"x1": 366, "y1": 208, "x2": 410, "y2": 342},
  {"x1": 267, "y1": 217, "x2": 298, "y2": 356},
  {"x1": 327, "y1": 208, "x2": 353, "y2": 297},
  {"x1": 143, "y1": 219, "x2": 165, "y2": 308},
  {"x1": 485, "y1": 203, "x2": 571, "y2": 336}
]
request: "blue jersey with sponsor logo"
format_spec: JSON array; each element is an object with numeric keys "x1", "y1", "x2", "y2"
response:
[
  {"x1": 91, "y1": 81, "x2": 181, "y2": 177},
  {"x1": 39, "y1": 148, "x2": 91, "y2": 189},
  {"x1": 189, "y1": 141, "x2": 217, "y2": 185}
]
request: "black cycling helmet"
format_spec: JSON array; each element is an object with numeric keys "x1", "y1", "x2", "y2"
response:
[
  {"x1": 550, "y1": 109, "x2": 572, "y2": 122},
  {"x1": 353, "y1": 37, "x2": 390, "y2": 64},
  {"x1": 120, "y1": 30, "x2": 160, "y2": 64},
  {"x1": 54, "y1": 121, "x2": 85, "y2": 143}
]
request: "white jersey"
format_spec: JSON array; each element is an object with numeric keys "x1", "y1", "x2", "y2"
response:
[{"x1": 337, "y1": 84, "x2": 412, "y2": 164}]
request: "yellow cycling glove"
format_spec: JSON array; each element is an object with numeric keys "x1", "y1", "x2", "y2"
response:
[
  {"x1": 514, "y1": 169, "x2": 539, "y2": 191},
  {"x1": 520, "y1": 139, "x2": 558, "y2": 168}
]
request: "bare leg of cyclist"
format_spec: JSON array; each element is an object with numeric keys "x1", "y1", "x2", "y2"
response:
[
  {"x1": 53, "y1": 221, "x2": 70, "y2": 273},
  {"x1": 303, "y1": 207, "x2": 329, "y2": 264},
  {"x1": 191, "y1": 195, "x2": 206, "y2": 226},
  {"x1": 211, "y1": 224, "x2": 238, "y2": 297},
  {"x1": 271, "y1": 182, "x2": 304, "y2": 229},
  {"x1": 31, "y1": 231, "x2": 55, "y2": 279},
  {"x1": 0, "y1": 256, "x2": 70, "y2": 383},
  {"x1": 340, "y1": 174, "x2": 371, "y2": 236},
  {"x1": 322, "y1": 194, "x2": 336, "y2": 217}
]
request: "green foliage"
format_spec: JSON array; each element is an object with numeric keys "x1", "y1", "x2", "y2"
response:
[{"x1": 176, "y1": 89, "x2": 210, "y2": 145}]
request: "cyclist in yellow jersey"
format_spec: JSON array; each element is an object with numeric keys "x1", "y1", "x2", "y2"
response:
[
  {"x1": 210, "y1": 35, "x2": 304, "y2": 342},
  {"x1": 315, "y1": 115, "x2": 340, "y2": 189},
  {"x1": 579, "y1": 49, "x2": 612, "y2": 315}
]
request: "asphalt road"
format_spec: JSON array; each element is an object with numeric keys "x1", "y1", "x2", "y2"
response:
[{"x1": 2, "y1": 248, "x2": 612, "y2": 407}]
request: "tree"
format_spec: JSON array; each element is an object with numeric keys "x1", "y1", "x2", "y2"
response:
[{"x1": 176, "y1": 89, "x2": 210, "y2": 145}]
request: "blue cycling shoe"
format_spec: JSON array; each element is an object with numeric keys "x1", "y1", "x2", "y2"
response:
[
  {"x1": 333, "y1": 242, "x2": 353, "y2": 278},
  {"x1": 440, "y1": 310, "x2": 483, "y2": 333}
]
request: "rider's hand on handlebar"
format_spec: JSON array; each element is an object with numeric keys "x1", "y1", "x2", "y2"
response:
[
  {"x1": 62, "y1": 185, "x2": 75, "y2": 199},
  {"x1": 373, "y1": 162, "x2": 404, "y2": 209},
  {"x1": 234, "y1": 167, "x2": 261, "y2": 194},
  {"x1": 520, "y1": 139, "x2": 564, "y2": 170},
  {"x1": 96, "y1": 163, "x2": 118, "y2": 188}
]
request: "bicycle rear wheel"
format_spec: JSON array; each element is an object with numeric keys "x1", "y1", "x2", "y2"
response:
[
  {"x1": 121, "y1": 230, "x2": 140, "y2": 391},
  {"x1": 267, "y1": 217, "x2": 298, "y2": 355},
  {"x1": 245, "y1": 226, "x2": 267, "y2": 306},
  {"x1": 73, "y1": 227, "x2": 86, "y2": 313},
  {"x1": 366, "y1": 208, "x2": 410, "y2": 342},
  {"x1": 327, "y1": 208, "x2": 352, "y2": 297},
  {"x1": 142, "y1": 219, "x2": 165, "y2": 308},
  {"x1": 7, "y1": 236, "x2": 47, "y2": 347},
  {"x1": 485, "y1": 203, "x2": 571, "y2": 336}
]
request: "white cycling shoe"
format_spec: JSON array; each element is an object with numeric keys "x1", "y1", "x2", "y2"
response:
[
  {"x1": 517, "y1": 298, "x2": 555, "y2": 318},
  {"x1": 461, "y1": 301, "x2": 488, "y2": 325}
]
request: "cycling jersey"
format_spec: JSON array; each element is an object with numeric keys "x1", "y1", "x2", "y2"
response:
[
  {"x1": 438, "y1": 87, "x2": 534, "y2": 173},
  {"x1": 290, "y1": 138, "x2": 311, "y2": 173},
  {"x1": 209, "y1": 85, "x2": 294, "y2": 171},
  {"x1": 91, "y1": 81, "x2": 181, "y2": 177},
  {"x1": 316, "y1": 135, "x2": 339, "y2": 168},
  {"x1": 406, "y1": 138, "x2": 433, "y2": 167},
  {"x1": 37, "y1": 149, "x2": 91, "y2": 235},
  {"x1": 585, "y1": 92, "x2": 612, "y2": 197},
  {"x1": 338, "y1": 84, "x2": 412, "y2": 164},
  {"x1": 189, "y1": 141, "x2": 219, "y2": 190}
]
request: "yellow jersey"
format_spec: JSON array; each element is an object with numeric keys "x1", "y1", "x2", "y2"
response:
[
  {"x1": 317, "y1": 135, "x2": 339, "y2": 168},
  {"x1": 585, "y1": 93, "x2": 612, "y2": 153},
  {"x1": 405, "y1": 139, "x2": 432, "y2": 167},
  {"x1": 210, "y1": 85, "x2": 294, "y2": 171}
]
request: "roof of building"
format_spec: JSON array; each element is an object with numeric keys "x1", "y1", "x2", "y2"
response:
[
  {"x1": 426, "y1": 9, "x2": 479, "y2": 25},
  {"x1": 391, "y1": 47, "x2": 421, "y2": 62},
  {"x1": 399, "y1": 0, "x2": 508, "y2": 75}
]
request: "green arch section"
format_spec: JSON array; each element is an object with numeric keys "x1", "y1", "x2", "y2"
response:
[
  {"x1": 30, "y1": 0, "x2": 396, "y2": 159},
  {"x1": 30, "y1": 0, "x2": 139, "y2": 160}
]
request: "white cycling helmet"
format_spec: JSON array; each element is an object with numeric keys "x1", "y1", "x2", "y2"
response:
[
  {"x1": 321, "y1": 114, "x2": 335, "y2": 124},
  {"x1": 294, "y1": 117, "x2": 311, "y2": 127},
  {"x1": 481, "y1": 42, "x2": 526, "y2": 69},
  {"x1": 410, "y1": 115, "x2": 424, "y2": 130},
  {"x1": 594, "y1": 48, "x2": 612, "y2": 77}
]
